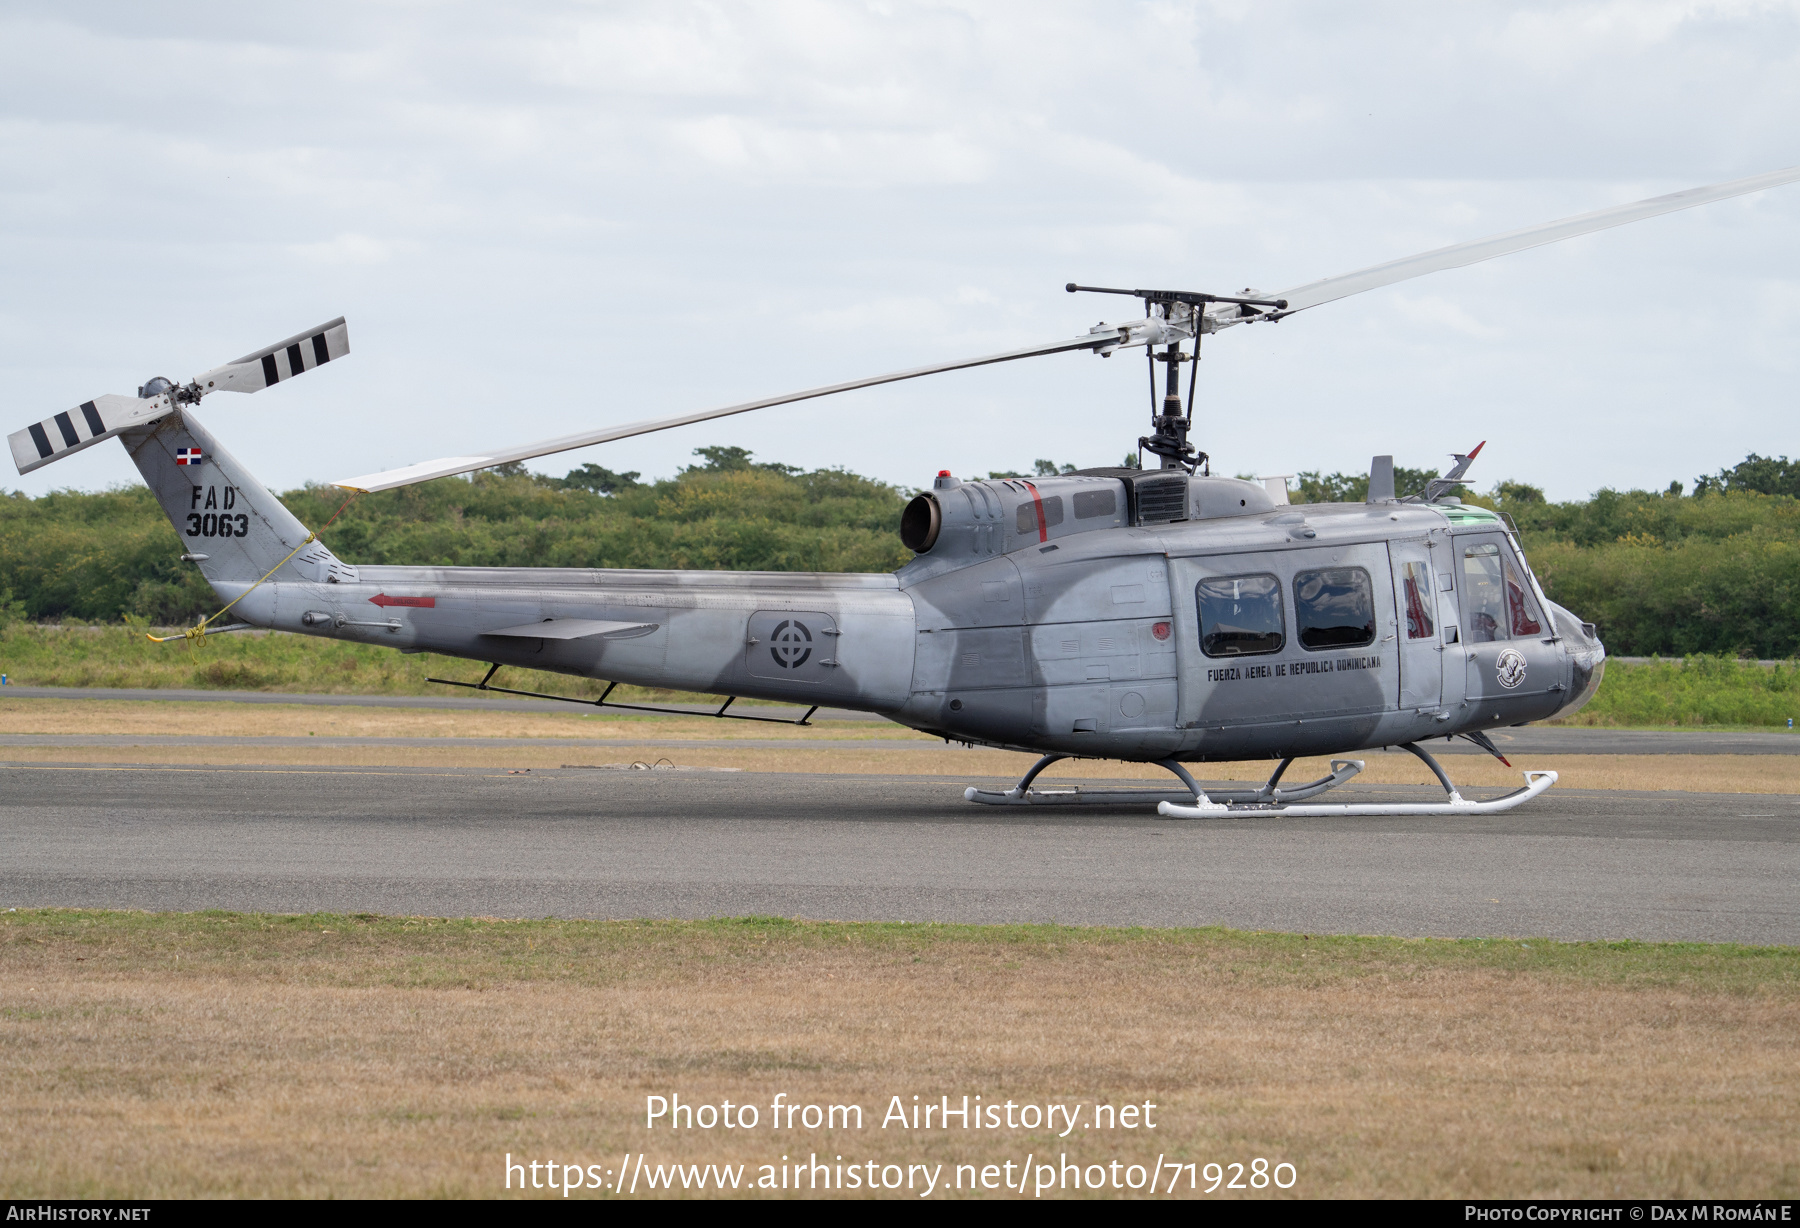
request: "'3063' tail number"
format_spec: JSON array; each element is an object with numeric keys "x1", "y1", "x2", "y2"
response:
[{"x1": 187, "y1": 512, "x2": 248, "y2": 538}]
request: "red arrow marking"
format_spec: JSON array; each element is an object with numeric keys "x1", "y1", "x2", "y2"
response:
[{"x1": 370, "y1": 593, "x2": 435, "y2": 608}]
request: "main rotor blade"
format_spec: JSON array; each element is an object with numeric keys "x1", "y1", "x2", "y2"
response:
[
  {"x1": 1268, "y1": 165, "x2": 1800, "y2": 316},
  {"x1": 333, "y1": 331, "x2": 1111, "y2": 492}
]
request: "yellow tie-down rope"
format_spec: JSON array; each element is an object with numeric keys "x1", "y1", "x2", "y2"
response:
[{"x1": 148, "y1": 493, "x2": 358, "y2": 644}]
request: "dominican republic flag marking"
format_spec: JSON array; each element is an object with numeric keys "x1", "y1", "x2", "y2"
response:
[{"x1": 175, "y1": 448, "x2": 203, "y2": 466}]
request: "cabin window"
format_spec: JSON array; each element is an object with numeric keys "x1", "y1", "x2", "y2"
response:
[
  {"x1": 1460, "y1": 541, "x2": 1507, "y2": 643},
  {"x1": 1399, "y1": 561, "x2": 1435, "y2": 639},
  {"x1": 1073, "y1": 489, "x2": 1116, "y2": 519},
  {"x1": 1014, "y1": 494, "x2": 1064, "y2": 535},
  {"x1": 1293, "y1": 567, "x2": 1376, "y2": 650},
  {"x1": 1503, "y1": 548, "x2": 1544, "y2": 637},
  {"x1": 1198, "y1": 574, "x2": 1285, "y2": 657}
]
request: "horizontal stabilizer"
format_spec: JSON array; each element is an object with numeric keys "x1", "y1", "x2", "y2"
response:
[
  {"x1": 480, "y1": 618, "x2": 659, "y2": 640},
  {"x1": 194, "y1": 317, "x2": 348, "y2": 395},
  {"x1": 9, "y1": 393, "x2": 169, "y2": 475}
]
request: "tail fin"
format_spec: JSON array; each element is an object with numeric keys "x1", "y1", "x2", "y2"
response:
[{"x1": 121, "y1": 409, "x2": 356, "y2": 603}]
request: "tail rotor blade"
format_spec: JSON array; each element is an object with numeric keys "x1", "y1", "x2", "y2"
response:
[
  {"x1": 9, "y1": 392, "x2": 168, "y2": 475},
  {"x1": 10, "y1": 316, "x2": 350, "y2": 476},
  {"x1": 194, "y1": 317, "x2": 349, "y2": 395}
]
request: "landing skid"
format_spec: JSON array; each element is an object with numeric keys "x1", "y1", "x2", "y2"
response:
[{"x1": 963, "y1": 743, "x2": 1558, "y2": 817}]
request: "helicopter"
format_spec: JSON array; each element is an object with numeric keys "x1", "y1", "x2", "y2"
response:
[{"x1": 12, "y1": 165, "x2": 1800, "y2": 817}]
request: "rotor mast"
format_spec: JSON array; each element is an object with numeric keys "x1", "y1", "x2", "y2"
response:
[
  {"x1": 1148, "y1": 339, "x2": 1195, "y2": 472},
  {"x1": 1066, "y1": 284, "x2": 1286, "y2": 473}
]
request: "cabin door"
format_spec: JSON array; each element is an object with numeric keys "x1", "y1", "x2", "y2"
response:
[{"x1": 1171, "y1": 542, "x2": 1400, "y2": 733}]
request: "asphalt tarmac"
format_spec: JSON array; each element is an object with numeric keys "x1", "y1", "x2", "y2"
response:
[{"x1": 3, "y1": 763, "x2": 1795, "y2": 944}]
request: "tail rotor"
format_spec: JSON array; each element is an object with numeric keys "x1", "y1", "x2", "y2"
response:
[{"x1": 8, "y1": 317, "x2": 349, "y2": 477}]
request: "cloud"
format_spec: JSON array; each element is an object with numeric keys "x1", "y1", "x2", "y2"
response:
[
  {"x1": 289, "y1": 233, "x2": 412, "y2": 266},
  {"x1": 0, "y1": 1, "x2": 1797, "y2": 502}
]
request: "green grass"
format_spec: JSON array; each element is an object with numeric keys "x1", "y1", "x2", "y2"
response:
[
  {"x1": 1551, "y1": 655, "x2": 1800, "y2": 728},
  {"x1": 4, "y1": 909, "x2": 1795, "y2": 996},
  {"x1": 3, "y1": 624, "x2": 1798, "y2": 727},
  {"x1": 0, "y1": 623, "x2": 734, "y2": 705}
]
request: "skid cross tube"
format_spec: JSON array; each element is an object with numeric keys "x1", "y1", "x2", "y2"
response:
[
  {"x1": 965, "y1": 754, "x2": 1209, "y2": 807},
  {"x1": 1400, "y1": 740, "x2": 1461, "y2": 800},
  {"x1": 428, "y1": 665, "x2": 818, "y2": 726},
  {"x1": 964, "y1": 755, "x2": 1354, "y2": 809}
]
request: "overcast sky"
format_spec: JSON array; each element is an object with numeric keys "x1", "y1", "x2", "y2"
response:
[{"x1": 3, "y1": 1, "x2": 1798, "y2": 502}]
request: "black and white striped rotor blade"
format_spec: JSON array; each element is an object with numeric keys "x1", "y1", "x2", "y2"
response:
[
  {"x1": 8, "y1": 392, "x2": 168, "y2": 476},
  {"x1": 194, "y1": 317, "x2": 349, "y2": 395},
  {"x1": 1264, "y1": 164, "x2": 1800, "y2": 318},
  {"x1": 10, "y1": 316, "x2": 351, "y2": 476},
  {"x1": 332, "y1": 331, "x2": 1110, "y2": 492}
]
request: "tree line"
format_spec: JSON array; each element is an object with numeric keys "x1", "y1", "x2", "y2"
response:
[
  {"x1": 2, "y1": 449, "x2": 1797, "y2": 658},
  {"x1": 1299, "y1": 454, "x2": 1800, "y2": 658}
]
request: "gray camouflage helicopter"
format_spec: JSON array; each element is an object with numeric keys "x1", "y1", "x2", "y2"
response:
[{"x1": 13, "y1": 166, "x2": 1800, "y2": 817}]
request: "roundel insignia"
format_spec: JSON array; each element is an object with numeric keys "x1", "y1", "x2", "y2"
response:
[
  {"x1": 769, "y1": 619, "x2": 813, "y2": 669},
  {"x1": 1495, "y1": 647, "x2": 1527, "y2": 690}
]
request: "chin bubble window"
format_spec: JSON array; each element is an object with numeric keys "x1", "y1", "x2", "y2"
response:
[
  {"x1": 1294, "y1": 567, "x2": 1376, "y2": 650},
  {"x1": 1198, "y1": 573, "x2": 1285, "y2": 657}
]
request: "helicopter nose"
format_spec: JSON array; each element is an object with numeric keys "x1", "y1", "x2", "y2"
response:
[{"x1": 1545, "y1": 599, "x2": 1606, "y2": 719}]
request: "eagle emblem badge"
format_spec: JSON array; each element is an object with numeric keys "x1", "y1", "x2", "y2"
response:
[{"x1": 1495, "y1": 648, "x2": 1528, "y2": 690}]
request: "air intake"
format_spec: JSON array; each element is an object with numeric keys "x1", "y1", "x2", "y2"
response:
[{"x1": 1132, "y1": 473, "x2": 1189, "y2": 525}]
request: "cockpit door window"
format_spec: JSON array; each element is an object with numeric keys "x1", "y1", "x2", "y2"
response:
[
  {"x1": 1462, "y1": 537, "x2": 1546, "y2": 642},
  {"x1": 1460, "y1": 541, "x2": 1507, "y2": 643}
]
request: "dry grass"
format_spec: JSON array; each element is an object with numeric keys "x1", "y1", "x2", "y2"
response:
[
  {"x1": 0, "y1": 698, "x2": 922, "y2": 742},
  {"x1": 5, "y1": 697, "x2": 1800, "y2": 792},
  {"x1": 0, "y1": 912, "x2": 1794, "y2": 1200},
  {"x1": 1, "y1": 744, "x2": 1798, "y2": 795}
]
